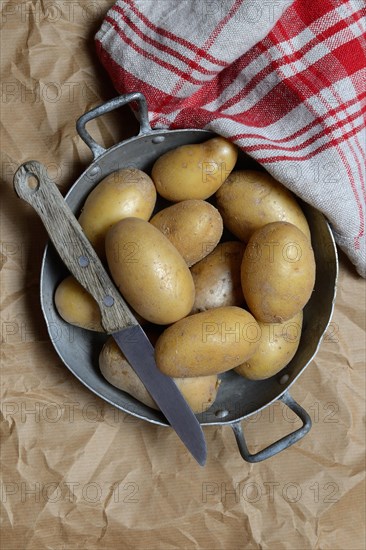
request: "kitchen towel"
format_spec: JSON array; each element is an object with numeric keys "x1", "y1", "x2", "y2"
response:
[{"x1": 95, "y1": 0, "x2": 366, "y2": 277}]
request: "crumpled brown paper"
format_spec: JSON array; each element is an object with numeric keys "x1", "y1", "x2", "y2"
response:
[{"x1": 1, "y1": 2, "x2": 365, "y2": 549}]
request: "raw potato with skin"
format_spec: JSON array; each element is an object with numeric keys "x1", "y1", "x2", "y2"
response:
[
  {"x1": 55, "y1": 275, "x2": 103, "y2": 331},
  {"x1": 235, "y1": 311, "x2": 303, "y2": 380},
  {"x1": 78, "y1": 168, "x2": 156, "y2": 258},
  {"x1": 151, "y1": 137, "x2": 238, "y2": 201},
  {"x1": 191, "y1": 241, "x2": 246, "y2": 313},
  {"x1": 241, "y1": 222, "x2": 316, "y2": 323},
  {"x1": 105, "y1": 217, "x2": 195, "y2": 325},
  {"x1": 99, "y1": 337, "x2": 220, "y2": 413},
  {"x1": 216, "y1": 170, "x2": 311, "y2": 242},
  {"x1": 155, "y1": 306, "x2": 260, "y2": 377},
  {"x1": 150, "y1": 200, "x2": 223, "y2": 267}
]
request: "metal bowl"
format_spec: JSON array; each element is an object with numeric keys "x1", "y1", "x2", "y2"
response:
[{"x1": 40, "y1": 93, "x2": 338, "y2": 462}]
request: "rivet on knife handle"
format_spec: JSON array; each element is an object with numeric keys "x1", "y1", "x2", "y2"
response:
[{"x1": 13, "y1": 161, "x2": 137, "y2": 333}]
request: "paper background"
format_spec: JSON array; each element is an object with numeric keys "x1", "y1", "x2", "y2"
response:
[{"x1": 1, "y1": 2, "x2": 365, "y2": 548}]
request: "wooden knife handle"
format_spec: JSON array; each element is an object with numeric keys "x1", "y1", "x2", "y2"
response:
[{"x1": 13, "y1": 161, "x2": 137, "y2": 333}]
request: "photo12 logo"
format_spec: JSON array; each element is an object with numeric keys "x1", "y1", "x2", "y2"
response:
[
  {"x1": 1, "y1": 317, "x2": 75, "y2": 344},
  {"x1": 202, "y1": 320, "x2": 260, "y2": 344},
  {"x1": 202, "y1": 480, "x2": 340, "y2": 504},
  {"x1": 1, "y1": 480, "x2": 139, "y2": 504},
  {"x1": 1, "y1": 80, "x2": 94, "y2": 104},
  {"x1": 1, "y1": 2, "x2": 104, "y2": 25},
  {"x1": 199, "y1": 1, "x2": 292, "y2": 24}
]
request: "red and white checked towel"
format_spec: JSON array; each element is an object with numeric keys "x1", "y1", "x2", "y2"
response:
[{"x1": 96, "y1": 0, "x2": 366, "y2": 277}]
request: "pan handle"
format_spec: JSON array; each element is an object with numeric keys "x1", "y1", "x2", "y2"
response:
[
  {"x1": 76, "y1": 92, "x2": 152, "y2": 159},
  {"x1": 230, "y1": 392, "x2": 312, "y2": 463}
]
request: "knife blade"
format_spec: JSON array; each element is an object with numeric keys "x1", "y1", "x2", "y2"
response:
[{"x1": 13, "y1": 161, "x2": 207, "y2": 466}]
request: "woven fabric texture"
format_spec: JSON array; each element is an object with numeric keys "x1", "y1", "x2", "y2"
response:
[{"x1": 96, "y1": 0, "x2": 366, "y2": 276}]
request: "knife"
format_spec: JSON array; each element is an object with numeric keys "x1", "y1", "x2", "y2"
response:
[{"x1": 13, "y1": 161, "x2": 207, "y2": 466}]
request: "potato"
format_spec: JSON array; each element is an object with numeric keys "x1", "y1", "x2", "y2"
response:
[
  {"x1": 235, "y1": 311, "x2": 303, "y2": 380},
  {"x1": 105, "y1": 217, "x2": 195, "y2": 324},
  {"x1": 99, "y1": 337, "x2": 220, "y2": 413},
  {"x1": 216, "y1": 170, "x2": 311, "y2": 242},
  {"x1": 54, "y1": 275, "x2": 103, "y2": 331},
  {"x1": 241, "y1": 222, "x2": 316, "y2": 323},
  {"x1": 150, "y1": 200, "x2": 223, "y2": 266},
  {"x1": 151, "y1": 137, "x2": 238, "y2": 201},
  {"x1": 99, "y1": 337, "x2": 156, "y2": 408},
  {"x1": 78, "y1": 168, "x2": 156, "y2": 257},
  {"x1": 174, "y1": 376, "x2": 220, "y2": 414},
  {"x1": 155, "y1": 306, "x2": 260, "y2": 377},
  {"x1": 190, "y1": 241, "x2": 246, "y2": 313}
]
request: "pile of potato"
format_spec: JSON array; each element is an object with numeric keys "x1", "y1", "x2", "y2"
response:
[{"x1": 55, "y1": 137, "x2": 316, "y2": 414}]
